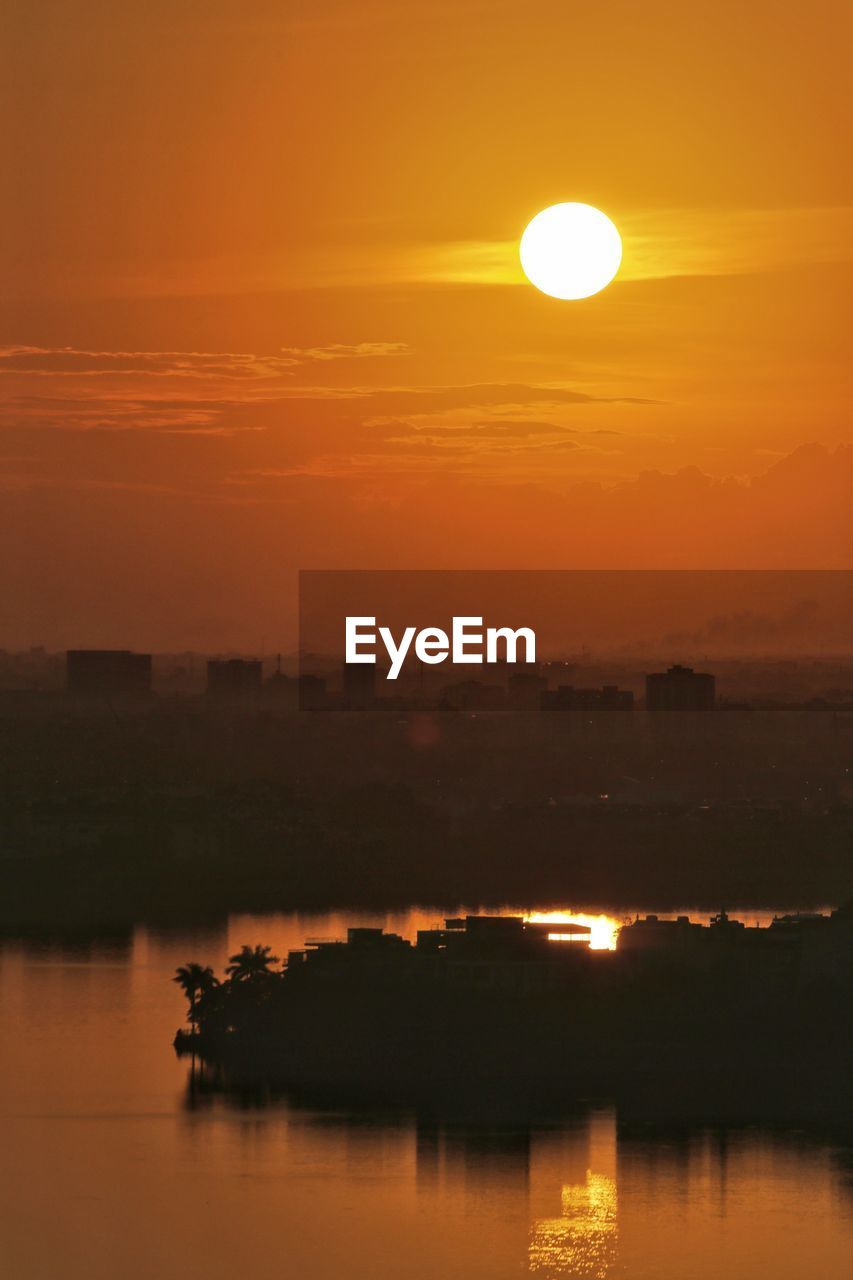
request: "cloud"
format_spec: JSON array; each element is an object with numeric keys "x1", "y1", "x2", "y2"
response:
[
  {"x1": 396, "y1": 418, "x2": 579, "y2": 438},
  {"x1": 0, "y1": 342, "x2": 408, "y2": 379},
  {"x1": 0, "y1": 342, "x2": 409, "y2": 434},
  {"x1": 0, "y1": 344, "x2": 302, "y2": 379},
  {"x1": 0, "y1": 393, "x2": 242, "y2": 434},
  {"x1": 0, "y1": 347, "x2": 654, "y2": 441},
  {"x1": 279, "y1": 342, "x2": 409, "y2": 361},
  {"x1": 370, "y1": 418, "x2": 583, "y2": 461},
  {"x1": 355, "y1": 382, "x2": 657, "y2": 416}
]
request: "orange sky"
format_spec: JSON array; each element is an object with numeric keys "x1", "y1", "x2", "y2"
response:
[{"x1": 1, "y1": 1, "x2": 851, "y2": 649}]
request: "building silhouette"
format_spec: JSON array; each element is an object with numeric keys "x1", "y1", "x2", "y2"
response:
[
  {"x1": 261, "y1": 654, "x2": 297, "y2": 708},
  {"x1": 66, "y1": 649, "x2": 152, "y2": 696},
  {"x1": 206, "y1": 658, "x2": 262, "y2": 698},
  {"x1": 342, "y1": 661, "x2": 376, "y2": 709},
  {"x1": 508, "y1": 671, "x2": 548, "y2": 711},
  {"x1": 646, "y1": 664, "x2": 715, "y2": 712},
  {"x1": 297, "y1": 673, "x2": 328, "y2": 710}
]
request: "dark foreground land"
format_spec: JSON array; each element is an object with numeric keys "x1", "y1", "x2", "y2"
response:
[{"x1": 3, "y1": 697, "x2": 853, "y2": 929}]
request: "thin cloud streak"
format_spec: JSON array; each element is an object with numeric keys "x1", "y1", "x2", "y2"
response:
[
  {"x1": 406, "y1": 206, "x2": 853, "y2": 287},
  {"x1": 0, "y1": 343, "x2": 408, "y2": 376},
  {"x1": 59, "y1": 205, "x2": 853, "y2": 298}
]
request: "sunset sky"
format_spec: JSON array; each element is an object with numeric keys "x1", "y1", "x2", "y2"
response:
[{"x1": 2, "y1": 0, "x2": 851, "y2": 649}]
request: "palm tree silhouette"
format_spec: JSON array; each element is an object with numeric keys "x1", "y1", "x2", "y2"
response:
[
  {"x1": 173, "y1": 962, "x2": 218, "y2": 1028},
  {"x1": 224, "y1": 944, "x2": 280, "y2": 982}
]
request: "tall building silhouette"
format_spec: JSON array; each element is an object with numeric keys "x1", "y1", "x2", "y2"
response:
[
  {"x1": 508, "y1": 671, "x2": 548, "y2": 711},
  {"x1": 66, "y1": 649, "x2": 152, "y2": 696},
  {"x1": 646, "y1": 664, "x2": 715, "y2": 711},
  {"x1": 297, "y1": 673, "x2": 327, "y2": 710},
  {"x1": 342, "y1": 661, "x2": 376, "y2": 709}
]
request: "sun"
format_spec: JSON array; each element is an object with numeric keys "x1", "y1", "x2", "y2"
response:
[{"x1": 520, "y1": 202, "x2": 622, "y2": 300}]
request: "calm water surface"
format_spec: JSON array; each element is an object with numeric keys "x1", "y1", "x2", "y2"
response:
[{"x1": 0, "y1": 908, "x2": 850, "y2": 1280}]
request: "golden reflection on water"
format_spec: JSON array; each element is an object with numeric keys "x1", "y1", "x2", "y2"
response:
[{"x1": 529, "y1": 1172, "x2": 618, "y2": 1278}]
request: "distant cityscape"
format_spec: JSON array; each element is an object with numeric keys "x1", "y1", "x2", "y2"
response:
[
  {"x1": 66, "y1": 648, "x2": 714, "y2": 712},
  {"x1": 3, "y1": 646, "x2": 847, "y2": 716}
]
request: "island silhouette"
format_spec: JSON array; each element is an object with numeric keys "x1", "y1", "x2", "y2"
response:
[{"x1": 174, "y1": 908, "x2": 853, "y2": 1123}]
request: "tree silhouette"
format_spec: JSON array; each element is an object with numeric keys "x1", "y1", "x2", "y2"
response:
[
  {"x1": 173, "y1": 962, "x2": 218, "y2": 1029},
  {"x1": 224, "y1": 944, "x2": 280, "y2": 983}
]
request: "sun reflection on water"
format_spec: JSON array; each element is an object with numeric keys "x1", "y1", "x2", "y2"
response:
[{"x1": 529, "y1": 1171, "x2": 618, "y2": 1277}]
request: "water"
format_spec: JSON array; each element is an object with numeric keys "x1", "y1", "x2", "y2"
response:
[{"x1": 0, "y1": 909, "x2": 850, "y2": 1280}]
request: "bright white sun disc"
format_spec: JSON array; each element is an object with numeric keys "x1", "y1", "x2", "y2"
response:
[{"x1": 520, "y1": 203, "x2": 622, "y2": 300}]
